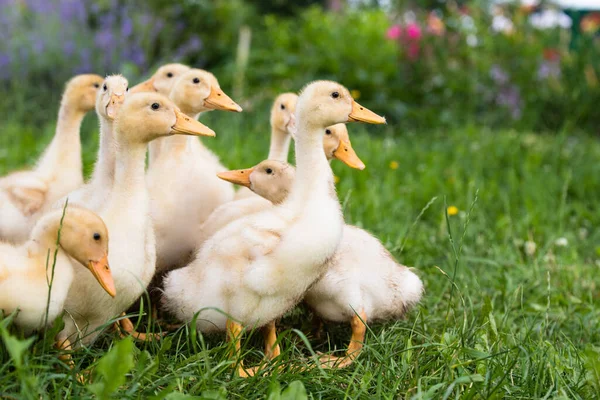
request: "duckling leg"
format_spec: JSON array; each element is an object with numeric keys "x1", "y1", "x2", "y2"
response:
[
  {"x1": 318, "y1": 310, "x2": 367, "y2": 369},
  {"x1": 311, "y1": 313, "x2": 324, "y2": 340},
  {"x1": 117, "y1": 313, "x2": 165, "y2": 342},
  {"x1": 262, "y1": 321, "x2": 280, "y2": 359},
  {"x1": 226, "y1": 319, "x2": 256, "y2": 377},
  {"x1": 55, "y1": 336, "x2": 86, "y2": 383}
]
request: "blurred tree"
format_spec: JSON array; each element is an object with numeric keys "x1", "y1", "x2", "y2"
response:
[{"x1": 251, "y1": 0, "x2": 328, "y2": 15}]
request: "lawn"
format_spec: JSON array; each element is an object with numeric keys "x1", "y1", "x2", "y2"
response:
[{"x1": 1, "y1": 108, "x2": 599, "y2": 399}]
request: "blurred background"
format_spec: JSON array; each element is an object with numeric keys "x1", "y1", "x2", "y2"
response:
[{"x1": 1, "y1": 0, "x2": 599, "y2": 132}]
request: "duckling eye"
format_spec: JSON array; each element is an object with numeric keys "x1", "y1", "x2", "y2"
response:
[
  {"x1": 93, "y1": 233, "x2": 101, "y2": 241},
  {"x1": 280, "y1": 104, "x2": 285, "y2": 110},
  {"x1": 166, "y1": 72, "x2": 173, "y2": 78},
  {"x1": 103, "y1": 84, "x2": 107, "y2": 92},
  {"x1": 94, "y1": 83, "x2": 100, "y2": 88},
  {"x1": 331, "y1": 91, "x2": 340, "y2": 99},
  {"x1": 151, "y1": 103, "x2": 160, "y2": 110},
  {"x1": 126, "y1": 86, "x2": 129, "y2": 92},
  {"x1": 325, "y1": 129, "x2": 332, "y2": 135},
  {"x1": 266, "y1": 168, "x2": 273, "y2": 174},
  {"x1": 193, "y1": 77, "x2": 200, "y2": 84}
]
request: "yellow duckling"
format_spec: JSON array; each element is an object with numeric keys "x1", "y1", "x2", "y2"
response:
[
  {"x1": 0, "y1": 74, "x2": 104, "y2": 243},
  {"x1": 58, "y1": 92, "x2": 215, "y2": 346},
  {"x1": 0, "y1": 206, "x2": 115, "y2": 337},
  {"x1": 146, "y1": 69, "x2": 242, "y2": 274}
]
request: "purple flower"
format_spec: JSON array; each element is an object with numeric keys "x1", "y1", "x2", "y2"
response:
[
  {"x1": 95, "y1": 30, "x2": 114, "y2": 51},
  {"x1": 121, "y1": 15, "x2": 133, "y2": 37},
  {"x1": 490, "y1": 65, "x2": 509, "y2": 85},
  {"x1": 59, "y1": 0, "x2": 87, "y2": 23},
  {"x1": 537, "y1": 60, "x2": 561, "y2": 80},
  {"x1": 26, "y1": 0, "x2": 54, "y2": 14},
  {"x1": 496, "y1": 85, "x2": 522, "y2": 120},
  {"x1": 62, "y1": 40, "x2": 76, "y2": 56}
]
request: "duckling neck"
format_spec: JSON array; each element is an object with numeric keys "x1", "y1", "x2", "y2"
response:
[
  {"x1": 148, "y1": 111, "x2": 202, "y2": 160},
  {"x1": 111, "y1": 141, "x2": 148, "y2": 203},
  {"x1": 90, "y1": 117, "x2": 116, "y2": 189},
  {"x1": 268, "y1": 127, "x2": 291, "y2": 162},
  {"x1": 37, "y1": 102, "x2": 86, "y2": 174},
  {"x1": 286, "y1": 122, "x2": 336, "y2": 207}
]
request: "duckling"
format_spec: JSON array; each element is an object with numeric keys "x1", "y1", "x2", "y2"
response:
[
  {"x1": 146, "y1": 69, "x2": 242, "y2": 274},
  {"x1": 66, "y1": 75, "x2": 129, "y2": 210},
  {"x1": 0, "y1": 74, "x2": 104, "y2": 243},
  {"x1": 0, "y1": 206, "x2": 115, "y2": 337},
  {"x1": 162, "y1": 81, "x2": 385, "y2": 376},
  {"x1": 220, "y1": 161, "x2": 423, "y2": 368},
  {"x1": 58, "y1": 92, "x2": 215, "y2": 346},
  {"x1": 234, "y1": 93, "x2": 298, "y2": 201},
  {"x1": 199, "y1": 124, "x2": 364, "y2": 245},
  {"x1": 130, "y1": 63, "x2": 191, "y2": 96}
]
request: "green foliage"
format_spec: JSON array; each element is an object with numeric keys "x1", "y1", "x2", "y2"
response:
[{"x1": 87, "y1": 337, "x2": 135, "y2": 399}]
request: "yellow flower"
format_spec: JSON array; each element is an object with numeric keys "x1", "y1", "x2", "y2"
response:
[
  {"x1": 447, "y1": 206, "x2": 459, "y2": 216},
  {"x1": 334, "y1": 175, "x2": 340, "y2": 184},
  {"x1": 350, "y1": 89, "x2": 361, "y2": 99},
  {"x1": 389, "y1": 161, "x2": 399, "y2": 170}
]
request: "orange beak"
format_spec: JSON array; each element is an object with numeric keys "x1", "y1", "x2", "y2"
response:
[
  {"x1": 333, "y1": 139, "x2": 366, "y2": 170},
  {"x1": 88, "y1": 254, "x2": 116, "y2": 297},
  {"x1": 106, "y1": 93, "x2": 125, "y2": 120},
  {"x1": 217, "y1": 167, "x2": 254, "y2": 188},
  {"x1": 130, "y1": 77, "x2": 157, "y2": 94},
  {"x1": 204, "y1": 86, "x2": 242, "y2": 112},
  {"x1": 348, "y1": 101, "x2": 386, "y2": 124},
  {"x1": 171, "y1": 109, "x2": 216, "y2": 137}
]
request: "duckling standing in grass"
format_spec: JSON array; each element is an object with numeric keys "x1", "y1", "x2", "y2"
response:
[
  {"x1": 58, "y1": 92, "x2": 216, "y2": 347},
  {"x1": 146, "y1": 69, "x2": 242, "y2": 274},
  {"x1": 162, "y1": 81, "x2": 385, "y2": 376},
  {"x1": 0, "y1": 207, "x2": 115, "y2": 341},
  {"x1": 0, "y1": 74, "x2": 104, "y2": 243},
  {"x1": 218, "y1": 160, "x2": 423, "y2": 369},
  {"x1": 199, "y1": 124, "x2": 364, "y2": 246}
]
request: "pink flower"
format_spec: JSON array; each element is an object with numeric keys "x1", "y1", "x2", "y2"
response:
[
  {"x1": 386, "y1": 24, "x2": 402, "y2": 40},
  {"x1": 406, "y1": 23, "x2": 422, "y2": 40},
  {"x1": 407, "y1": 43, "x2": 420, "y2": 61}
]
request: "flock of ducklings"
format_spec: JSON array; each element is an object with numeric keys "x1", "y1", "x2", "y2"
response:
[{"x1": 0, "y1": 64, "x2": 423, "y2": 377}]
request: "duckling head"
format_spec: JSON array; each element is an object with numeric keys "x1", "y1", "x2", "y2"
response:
[
  {"x1": 323, "y1": 123, "x2": 365, "y2": 170},
  {"x1": 130, "y1": 63, "x2": 190, "y2": 95},
  {"x1": 296, "y1": 81, "x2": 386, "y2": 131},
  {"x1": 170, "y1": 69, "x2": 242, "y2": 114},
  {"x1": 58, "y1": 207, "x2": 116, "y2": 297},
  {"x1": 115, "y1": 92, "x2": 216, "y2": 144},
  {"x1": 270, "y1": 93, "x2": 298, "y2": 135},
  {"x1": 218, "y1": 160, "x2": 295, "y2": 204},
  {"x1": 96, "y1": 75, "x2": 129, "y2": 121},
  {"x1": 63, "y1": 74, "x2": 104, "y2": 113}
]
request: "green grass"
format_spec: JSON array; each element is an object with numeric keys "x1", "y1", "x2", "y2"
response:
[{"x1": 1, "y1": 107, "x2": 600, "y2": 399}]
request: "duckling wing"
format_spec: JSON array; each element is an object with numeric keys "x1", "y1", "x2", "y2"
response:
[{"x1": 1, "y1": 172, "x2": 48, "y2": 215}]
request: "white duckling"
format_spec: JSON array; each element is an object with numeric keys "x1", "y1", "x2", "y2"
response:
[
  {"x1": 58, "y1": 92, "x2": 215, "y2": 346},
  {"x1": 66, "y1": 75, "x2": 129, "y2": 210},
  {"x1": 146, "y1": 69, "x2": 242, "y2": 274},
  {"x1": 200, "y1": 124, "x2": 364, "y2": 246},
  {"x1": 0, "y1": 206, "x2": 115, "y2": 338},
  {"x1": 162, "y1": 81, "x2": 385, "y2": 376},
  {"x1": 220, "y1": 161, "x2": 423, "y2": 368},
  {"x1": 0, "y1": 74, "x2": 104, "y2": 243},
  {"x1": 233, "y1": 92, "x2": 298, "y2": 201}
]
